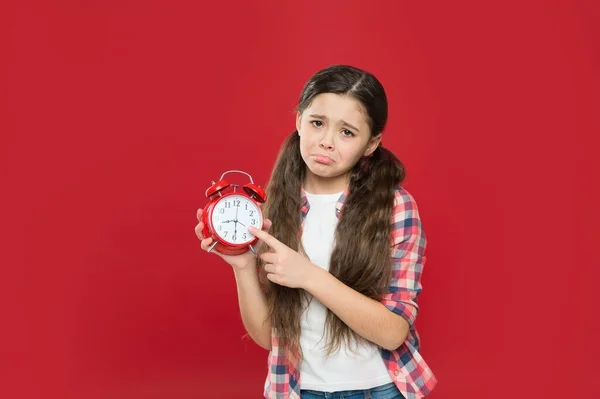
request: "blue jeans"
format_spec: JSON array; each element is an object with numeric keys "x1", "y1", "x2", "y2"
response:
[{"x1": 300, "y1": 382, "x2": 404, "y2": 399}]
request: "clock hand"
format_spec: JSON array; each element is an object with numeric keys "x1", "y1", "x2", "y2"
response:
[
  {"x1": 233, "y1": 205, "x2": 239, "y2": 239},
  {"x1": 234, "y1": 208, "x2": 246, "y2": 227}
]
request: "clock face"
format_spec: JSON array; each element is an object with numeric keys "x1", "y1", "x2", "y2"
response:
[{"x1": 210, "y1": 194, "x2": 262, "y2": 245}]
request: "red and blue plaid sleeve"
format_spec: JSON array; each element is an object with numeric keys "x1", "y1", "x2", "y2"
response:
[{"x1": 380, "y1": 187, "x2": 427, "y2": 327}]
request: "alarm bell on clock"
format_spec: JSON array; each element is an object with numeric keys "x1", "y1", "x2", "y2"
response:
[{"x1": 200, "y1": 170, "x2": 266, "y2": 256}]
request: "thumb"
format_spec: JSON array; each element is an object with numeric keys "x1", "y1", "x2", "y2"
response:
[{"x1": 262, "y1": 219, "x2": 272, "y2": 232}]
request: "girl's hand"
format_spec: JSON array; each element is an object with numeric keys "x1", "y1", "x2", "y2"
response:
[
  {"x1": 248, "y1": 226, "x2": 320, "y2": 289},
  {"x1": 195, "y1": 208, "x2": 272, "y2": 271}
]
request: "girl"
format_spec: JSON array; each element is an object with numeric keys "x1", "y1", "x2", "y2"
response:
[{"x1": 195, "y1": 65, "x2": 437, "y2": 399}]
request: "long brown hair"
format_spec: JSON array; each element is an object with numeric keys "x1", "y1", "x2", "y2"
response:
[{"x1": 259, "y1": 65, "x2": 406, "y2": 355}]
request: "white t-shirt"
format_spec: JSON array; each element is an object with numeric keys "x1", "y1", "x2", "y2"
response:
[{"x1": 299, "y1": 190, "x2": 393, "y2": 391}]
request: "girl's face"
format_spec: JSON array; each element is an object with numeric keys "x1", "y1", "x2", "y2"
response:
[{"x1": 296, "y1": 93, "x2": 381, "y2": 193}]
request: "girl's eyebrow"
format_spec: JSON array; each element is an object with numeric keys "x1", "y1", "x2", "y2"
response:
[{"x1": 308, "y1": 114, "x2": 361, "y2": 132}]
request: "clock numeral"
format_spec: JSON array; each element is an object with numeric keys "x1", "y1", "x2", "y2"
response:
[
  {"x1": 233, "y1": 234, "x2": 237, "y2": 241},
  {"x1": 234, "y1": 200, "x2": 241, "y2": 207},
  {"x1": 249, "y1": 210, "x2": 254, "y2": 217},
  {"x1": 225, "y1": 202, "x2": 231, "y2": 208},
  {"x1": 218, "y1": 225, "x2": 222, "y2": 231},
  {"x1": 243, "y1": 233, "x2": 247, "y2": 240},
  {"x1": 251, "y1": 219, "x2": 256, "y2": 225},
  {"x1": 223, "y1": 231, "x2": 228, "y2": 237},
  {"x1": 219, "y1": 208, "x2": 225, "y2": 214},
  {"x1": 245, "y1": 203, "x2": 248, "y2": 210}
]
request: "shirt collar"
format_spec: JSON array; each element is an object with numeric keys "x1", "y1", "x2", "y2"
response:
[{"x1": 300, "y1": 185, "x2": 350, "y2": 219}]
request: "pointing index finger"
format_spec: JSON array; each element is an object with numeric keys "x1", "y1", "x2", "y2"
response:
[{"x1": 249, "y1": 226, "x2": 280, "y2": 249}]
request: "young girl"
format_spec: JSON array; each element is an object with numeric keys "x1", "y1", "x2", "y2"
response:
[{"x1": 195, "y1": 65, "x2": 437, "y2": 399}]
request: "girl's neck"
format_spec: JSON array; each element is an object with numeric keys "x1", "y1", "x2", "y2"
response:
[{"x1": 303, "y1": 170, "x2": 349, "y2": 194}]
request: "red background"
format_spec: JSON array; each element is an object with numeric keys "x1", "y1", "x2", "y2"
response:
[{"x1": 2, "y1": 1, "x2": 599, "y2": 398}]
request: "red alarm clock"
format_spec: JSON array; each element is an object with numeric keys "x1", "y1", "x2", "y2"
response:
[{"x1": 201, "y1": 170, "x2": 266, "y2": 256}]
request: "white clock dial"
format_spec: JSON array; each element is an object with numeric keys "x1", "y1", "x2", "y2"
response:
[{"x1": 211, "y1": 194, "x2": 262, "y2": 244}]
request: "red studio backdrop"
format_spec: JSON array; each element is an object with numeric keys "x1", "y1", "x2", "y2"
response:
[{"x1": 2, "y1": 1, "x2": 598, "y2": 398}]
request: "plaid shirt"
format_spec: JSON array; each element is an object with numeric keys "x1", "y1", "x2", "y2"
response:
[{"x1": 263, "y1": 185, "x2": 437, "y2": 399}]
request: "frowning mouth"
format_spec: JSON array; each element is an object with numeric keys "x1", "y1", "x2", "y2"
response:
[{"x1": 312, "y1": 154, "x2": 334, "y2": 165}]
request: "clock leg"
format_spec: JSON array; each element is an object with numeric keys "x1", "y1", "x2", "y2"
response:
[
  {"x1": 249, "y1": 244, "x2": 256, "y2": 257},
  {"x1": 207, "y1": 241, "x2": 219, "y2": 253}
]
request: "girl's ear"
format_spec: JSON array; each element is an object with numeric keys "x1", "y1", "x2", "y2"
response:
[
  {"x1": 296, "y1": 111, "x2": 302, "y2": 135},
  {"x1": 364, "y1": 134, "x2": 382, "y2": 156}
]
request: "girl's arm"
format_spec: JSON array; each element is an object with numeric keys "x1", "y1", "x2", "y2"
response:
[
  {"x1": 195, "y1": 209, "x2": 272, "y2": 350},
  {"x1": 305, "y1": 269, "x2": 409, "y2": 351},
  {"x1": 232, "y1": 261, "x2": 272, "y2": 350}
]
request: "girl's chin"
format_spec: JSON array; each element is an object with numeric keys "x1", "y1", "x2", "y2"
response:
[{"x1": 306, "y1": 165, "x2": 350, "y2": 180}]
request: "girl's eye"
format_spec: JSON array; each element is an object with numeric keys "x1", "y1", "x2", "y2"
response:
[
  {"x1": 310, "y1": 120, "x2": 323, "y2": 128},
  {"x1": 341, "y1": 129, "x2": 355, "y2": 137}
]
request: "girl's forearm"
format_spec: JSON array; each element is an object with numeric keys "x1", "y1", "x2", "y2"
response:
[
  {"x1": 305, "y1": 267, "x2": 409, "y2": 351},
  {"x1": 233, "y1": 264, "x2": 272, "y2": 350}
]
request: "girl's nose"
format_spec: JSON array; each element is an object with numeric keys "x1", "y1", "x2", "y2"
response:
[{"x1": 319, "y1": 129, "x2": 335, "y2": 150}]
